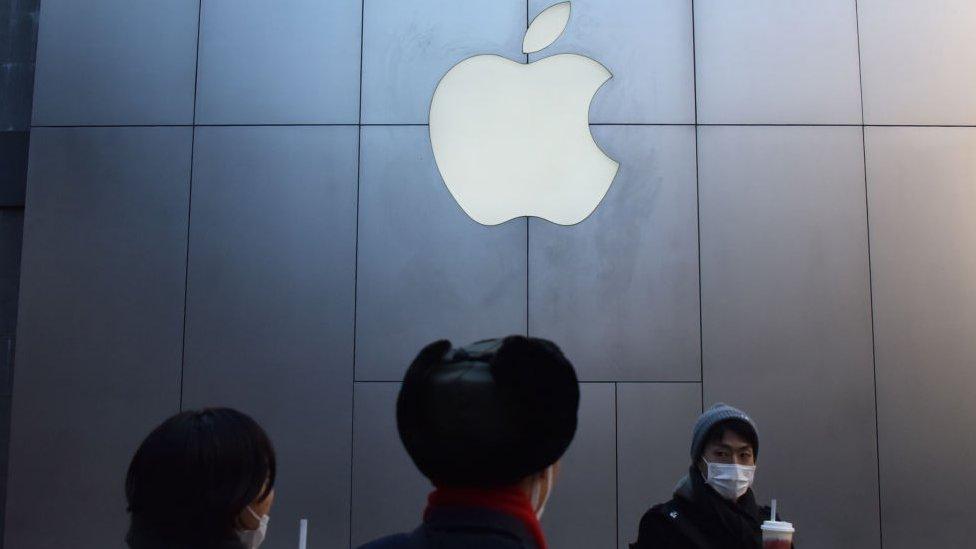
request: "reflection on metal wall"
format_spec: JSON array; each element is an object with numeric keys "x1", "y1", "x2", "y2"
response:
[
  {"x1": 8, "y1": 1, "x2": 976, "y2": 548},
  {"x1": 1, "y1": 0, "x2": 40, "y2": 545}
]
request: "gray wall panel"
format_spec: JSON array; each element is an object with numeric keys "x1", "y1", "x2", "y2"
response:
[
  {"x1": 695, "y1": 0, "x2": 862, "y2": 124},
  {"x1": 527, "y1": 0, "x2": 694, "y2": 124},
  {"x1": 31, "y1": 0, "x2": 198, "y2": 126},
  {"x1": 858, "y1": 0, "x2": 976, "y2": 125},
  {"x1": 350, "y1": 382, "x2": 430, "y2": 547},
  {"x1": 195, "y1": 0, "x2": 362, "y2": 124},
  {"x1": 699, "y1": 126, "x2": 880, "y2": 549},
  {"x1": 542, "y1": 383, "x2": 616, "y2": 549},
  {"x1": 6, "y1": 127, "x2": 191, "y2": 548},
  {"x1": 360, "y1": 0, "x2": 525, "y2": 124},
  {"x1": 616, "y1": 383, "x2": 702, "y2": 548},
  {"x1": 182, "y1": 126, "x2": 358, "y2": 548},
  {"x1": 865, "y1": 127, "x2": 976, "y2": 549},
  {"x1": 0, "y1": 133, "x2": 29, "y2": 207},
  {"x1": 355, "y1": 126, "x2": 526, "y2": 381},
  {"x1": 529, "y1": 126, "x2": 699, "y2": 381},
  {"x1": 0, "y1": 211, "x2": 23, "y2": 340}
]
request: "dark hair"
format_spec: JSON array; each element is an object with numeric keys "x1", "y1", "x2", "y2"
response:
[
  {"x1": 700, "y1": 418, "x2": 759, "y2": 459},
  {"x1": 125, "y1": 408, "x2": 276, "y2": 544}
]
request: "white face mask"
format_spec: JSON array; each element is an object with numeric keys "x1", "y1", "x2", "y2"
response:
[
  {"x1": 237, "y1": 506, "x2": 270, "y2": 549},
  {"x1": 530, "y1": 465, "x2": 554, "y2": 520},
  {"x1": 703, "y1": 460, "x2": 756, "y2": 501}
]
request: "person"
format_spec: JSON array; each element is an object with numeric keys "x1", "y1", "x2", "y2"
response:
[
  {"x1": 125, "y1": 407, "x2": 277, "y2": 549},
  {"x1": 631, "y1": 403, "x2": 791, "y2": 549},
  {"x1": 358, "y1": 335, "x2": 580, "y2": 549}
]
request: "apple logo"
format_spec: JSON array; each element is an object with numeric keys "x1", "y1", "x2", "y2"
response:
[{"x1": 429, "y1": 1, "x2": 619, "y2": 226}]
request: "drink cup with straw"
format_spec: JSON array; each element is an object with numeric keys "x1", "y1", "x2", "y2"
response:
[{"x1": 761, "y1": 498, "x2": 795, "y2": 549}]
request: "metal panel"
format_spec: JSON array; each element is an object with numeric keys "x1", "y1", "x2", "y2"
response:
[
  {"x1": 528, "y1": 0, "x2": 694, "y2": 124},
  {"x1": 360, "y1": 0, "x2": 525, "y2": 124},
  {"x1": 866, "y1": 127, "x2": 976, "y2": 549},
  {"x1": 616, "y1": 383, "x2": 702, "y2": 549},
  {"x1": 5, "y1": 127, "x2": 191, "y2": 548},
  {"x1": 31, "y1": 0, "x2": 198, "y2": 125},
  {"x1": 182, "y1": 126, "x2": 358, "y2": 548},
  {"x1": 0, "y1": 132, "x2": 29, "y2": 207},
  {"x1": 858, "y1": 0, "x2": 976, "y2": 125},
  {"x1": 0, "y1": 210, "x2": 23, "y2": 340},
  {"x1": 350, "y1": 382, "x2": 430, "y2": 547},
  {"x1": 699, "y1": 126, "x2": 880, "y2": 548},
  {"x1": 195, "y1": 0, "x2": 362, "y2": 124},
  {"x1": 355, "y1": 125, "x2": 526, "y2": 380},
  {"x1": 542, "y1": 383, "x2": 616, "y2": 549},
  {"x1": 529, "y1": 125, "x2": 699, "y2": 381},
  {"x1": 695, "y1": 0, "x2": 862, "y2": 124}
]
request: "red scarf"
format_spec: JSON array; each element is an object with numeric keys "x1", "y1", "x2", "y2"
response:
[{"x1": 424, "y1": 485, "x2": 547, "y2": 549}]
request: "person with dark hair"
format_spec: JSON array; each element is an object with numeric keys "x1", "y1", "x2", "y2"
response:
[
  {"x1": 358, "y1": 335, "x2": 581, "y2": 549},
  {"x1": 125, "y1": 407, "x2": 277, "y2": 549},
  {"x1": 630, "y1": 403, "x2": 792, "y2": 549}
]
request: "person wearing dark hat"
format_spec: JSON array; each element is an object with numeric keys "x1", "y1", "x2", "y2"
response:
[
  {"x1": 358, "y1": 335, "x2": 580, "y2": 549},
  {"x1": 630, "y1": 403, "x2": 791, "y2": 549}
]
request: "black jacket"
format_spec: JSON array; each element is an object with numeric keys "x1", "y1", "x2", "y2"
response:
[
  {"x1": 357, "y1": 506, "x2": 541, "y2": 549},
  {"x1": 630, "y1": 466, "x2": 786, "y2": 549},
  {"x1": 126, "y1": 518, "x2": 246, "y2": 549}
]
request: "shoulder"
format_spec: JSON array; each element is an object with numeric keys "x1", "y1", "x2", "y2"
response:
[
  {"x1": 632, "y1": 500, "x2": 686, "y2": 548},
  {"x1": 356, "y1": 533, "x2": 413, "y2": 549},
  {"x1": 639, "y1": 498, "x2": 690, "y2": 527}
]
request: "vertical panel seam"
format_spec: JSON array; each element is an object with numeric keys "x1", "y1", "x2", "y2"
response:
[
  {"x1": 614, "y1": 382, "x2": 620, "y2": 549},
  {"x1": 525, "y1": 0, "x2": 530, "y2": 338},
  {"x1": 178, "y1": 0, "x2": 204, "y2": 412},
  {"x1": 350, "y1": 0, "x2": 366, "y2": 546},
  {"x1": 691, "y1": 0, "x2": 704, "y2": 413},
  {"x1": 853, "y1": 1, "x2": 884, "y2": 547}
]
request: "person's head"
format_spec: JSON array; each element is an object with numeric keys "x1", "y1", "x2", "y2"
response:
[
  {"x1": 689, "y1": 404, "x2": 759, "y2": 501},
  {"x1": 126, "y1": 408, "x2": 276, "y2": 547},
  {"x1": 697, "y1": 419, "x2": 758, "y2": 470},
  {"x1": 397, "y1": 336, "x2": 580, "y2": 517}
]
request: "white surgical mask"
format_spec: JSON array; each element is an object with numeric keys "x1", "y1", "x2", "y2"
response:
[
  {"x1": 530, "y1": 465, "x2": 554, "y2": 519},
  {"x1": 237, "y1": 506, "x2": 270, "y2": 549},
  {"x1": 704, "y1": 460, "x2": 756, "y2": 501}
]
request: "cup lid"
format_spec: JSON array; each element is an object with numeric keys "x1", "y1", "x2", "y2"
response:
[{"x1": 761, "y1": 520, "x2": 795, "y2": 533}]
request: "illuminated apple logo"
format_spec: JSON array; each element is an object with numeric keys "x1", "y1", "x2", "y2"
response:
[{"x1": 429, "y1": 1, "x2": 618, "y2": 226}]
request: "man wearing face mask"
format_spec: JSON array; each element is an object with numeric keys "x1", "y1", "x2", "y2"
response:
[
  {"x1": 630, "y1": 404, "x2": 791, "y2": 549},
  {"x1": 358, "y1": 335, "x2": 580, "y2": 549}
]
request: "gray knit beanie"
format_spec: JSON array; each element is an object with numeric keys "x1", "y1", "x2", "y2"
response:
[{"x1": 690, "y1": 403, "x2": 759, "y2": 461}]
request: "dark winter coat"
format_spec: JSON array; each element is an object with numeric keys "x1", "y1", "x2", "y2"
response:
[
  {"x1": 357, "y1": 506, "x2": 541, "y2": 549},
  {"x1": 630, "y1": 466, "x2": 790, "y2": 549},
  {"x1": 126, "y1": 517, "x2": 246, "y2": 549}
]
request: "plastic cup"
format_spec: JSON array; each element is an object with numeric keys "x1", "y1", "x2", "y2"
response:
[{"x1": 761, "y1": 519, "x2": 794, "y2": 549}]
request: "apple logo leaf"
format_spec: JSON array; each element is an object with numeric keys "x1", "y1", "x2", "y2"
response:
[{"x1": 523, "y1": 1, "x2": 571, "y2": 54}]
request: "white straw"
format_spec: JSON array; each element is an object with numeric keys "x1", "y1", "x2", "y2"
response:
[
  {"x1": 771, "y1": 499, "x2": 777, "y2": 522},
  {"x1": 299, "y1": 518, "x2": 308, "y2": 549}
]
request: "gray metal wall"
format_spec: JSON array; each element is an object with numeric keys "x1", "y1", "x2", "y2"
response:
[
  {"x1": 6, "y1": 1, "x2": 976, "y2": 548},
  {"x1": 1, "y1": 0, "x2": 40, "y2": 546}
]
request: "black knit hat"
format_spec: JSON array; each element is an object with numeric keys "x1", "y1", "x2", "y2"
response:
[{"x1": 397, "y1": 336, "x2": 580, "y2": 487}]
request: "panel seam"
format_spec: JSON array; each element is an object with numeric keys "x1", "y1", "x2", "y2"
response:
[
  {"x1": 691, "y1": 0, "x2": 705, "y2": 413},
  {"x1": 853, "y1": 1, "x2": 884, "y2": 547},
  {"x1": 178, "y1": 0, "x2": 203, "y2": 411},
  {"x1": 349, "y1": 0, "x2": 367, "y2": 546}
]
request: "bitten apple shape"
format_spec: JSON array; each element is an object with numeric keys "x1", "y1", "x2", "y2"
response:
[{"x1": 429, "y1": 1, "x2": 618, "y2": 226}]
